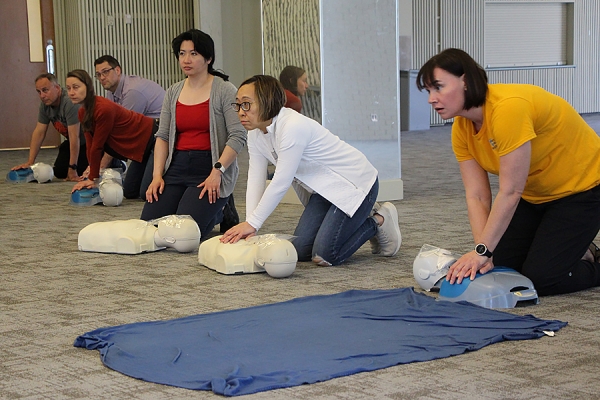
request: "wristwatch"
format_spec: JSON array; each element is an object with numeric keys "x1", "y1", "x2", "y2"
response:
[
  {"x1": 213, "y1": 161, "x2": 226, "y2": 173},
  {"x1": 475, "y1": 243, "x2": 493, "y2": 258},
  {"x1": 68, "y1": 164, "x2": 78, "y2": 170}
]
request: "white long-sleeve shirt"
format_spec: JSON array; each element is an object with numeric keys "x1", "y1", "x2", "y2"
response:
[{"x1": 246, "y1": 107, "x2": 378, "y2": 231}]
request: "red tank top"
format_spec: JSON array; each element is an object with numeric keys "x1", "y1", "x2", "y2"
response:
[{"x1": 175, "y1": 99, "x2": 210, "y2": 151}]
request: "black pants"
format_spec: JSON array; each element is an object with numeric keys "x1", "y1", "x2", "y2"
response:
[
  {"x1": 140, "y1": 150, "x2": 227, "y2": 239},
  {"x1": 139, "y1": 152, "x2": 155, "y2": 199},
  {"x1": 494, "y1": 184, "x2": 600, "y2": 295},
  {"x1": 106, "y1": 122, "x2": 157, "y2": 199},
  {"x1": 53, "y1": 140, "x2": 88, "y2": 179}
]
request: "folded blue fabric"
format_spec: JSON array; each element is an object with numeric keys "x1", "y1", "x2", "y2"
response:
[{"x1": 74, "y1": 288, "x2": 566, "y2": 396}]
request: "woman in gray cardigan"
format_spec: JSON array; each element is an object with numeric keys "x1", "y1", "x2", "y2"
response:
[{"x1": 141, "y1": 29, "x2": 246, "y2": 238}]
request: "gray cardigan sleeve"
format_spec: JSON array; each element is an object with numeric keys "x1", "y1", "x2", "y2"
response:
[{"x1": 210, "y1": 78, "x2": 247, "y2": 155}]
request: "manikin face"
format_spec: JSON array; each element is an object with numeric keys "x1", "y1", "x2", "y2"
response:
[
  {"x1": 424, "y1": 67, "x2": 467, "y2": 120},
  {"x1": 296, "y1": 72, "x2": 308, "y2": 96},
  {"x1": 95, "y1": 61, "x2": 121, "y2": 92},
  {"x1": 235, "y1": 83, "x2": 268, "y2": 132},
  {"x1": 65, "y1": 77, "x2": 88, "y2": 105},
  {"x1": 178, "y1": 40, "x2": 210, "y2": 77},
  {"x1": 35, "y1": 78, "x2": 61, "y2": 107}
]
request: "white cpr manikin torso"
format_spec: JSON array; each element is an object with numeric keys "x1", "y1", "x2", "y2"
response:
[
  {"x1": 199, "y1": 236, "x2": 262, "y2": 274},
  {"x1": 198, "y1": 234, "x2": 298, "y2": 277},
  {"x1": 78, "y1": 215, "x2": 201, "y2": 254},
  {"x1": 78, "y1": 219, "x2": 160, "y2": 254}
]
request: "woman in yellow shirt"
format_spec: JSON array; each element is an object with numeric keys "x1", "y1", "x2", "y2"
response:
[{"x1": 417, "y1": 48, "x2": 600, "y2": 295}]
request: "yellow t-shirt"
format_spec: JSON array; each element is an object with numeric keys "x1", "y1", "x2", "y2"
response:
[{"x1": 452, "y1": 84, "x2": 600, "y2": 204}]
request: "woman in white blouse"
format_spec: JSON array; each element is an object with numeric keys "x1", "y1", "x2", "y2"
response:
[{"x1": 220, "y1": 75, "x2": 401, "y2": 266}]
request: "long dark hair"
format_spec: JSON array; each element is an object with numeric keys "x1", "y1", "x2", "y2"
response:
[
  {"x1": 279, "y1": 66, "x2": 306, "y2": 96},
  {"x1": 171, "y1": 29, "x2": 229, "y2": 81},
  {"x1": 66, "y1": 69, "x2": 96, "y2": 132}
]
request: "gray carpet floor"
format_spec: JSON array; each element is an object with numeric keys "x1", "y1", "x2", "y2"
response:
[{"x1": 2, "y1": 114, "x2": 600, "y2": 399}]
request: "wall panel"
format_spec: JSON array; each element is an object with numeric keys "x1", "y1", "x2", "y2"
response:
[
  {"x1": 572, "y1": 0, "x2": 600, "y2": 112},
  {"x1": 54, "y1": 0, "x2": 193, "y2": 93},
  {"x1": 440, "y1": 0, "x2": 484, "y2": 63},
  {"x1": 411, "y1": 0, "x2": 438, "y2": 68}
]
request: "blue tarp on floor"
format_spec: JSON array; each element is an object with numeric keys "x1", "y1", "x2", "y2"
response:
[{"x1": 74, "y1": 288, "x2": 566, "y2": 396}]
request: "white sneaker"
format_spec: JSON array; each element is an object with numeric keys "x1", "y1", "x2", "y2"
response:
[
  {"x1": 374, "y1": 202, "x2": 401, "y2": 256},
  {"x1": 369, "y1": 202, "x2": 382, "y2": 254}
]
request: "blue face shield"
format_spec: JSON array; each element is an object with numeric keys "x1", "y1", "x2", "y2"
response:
[
  {"x1": 439, "y1": 267, "x2": 539, "y2": 309},
  {"x1": 70, "y1": 187, "x2": 102, "y2": 206},
  {"x1": 6, "y1": 168, "x2": 35, "y2": 183}
]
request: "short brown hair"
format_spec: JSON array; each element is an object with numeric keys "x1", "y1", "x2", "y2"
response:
[
  {"x1": 417, "y1": 48, "x2": 488, "y2": 110},
  {"x1": 239, "y1": 75, "x2": 286, "y2": 121}
]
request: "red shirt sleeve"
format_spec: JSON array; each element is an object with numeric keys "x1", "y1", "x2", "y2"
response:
[{"x1": 84, "y1": 98, "x2": 118, "y2": 180}]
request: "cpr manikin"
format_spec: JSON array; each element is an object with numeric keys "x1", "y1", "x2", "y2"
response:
[
  {"x1": 70, "y1": 168, "x2": 124, "y2": 206},
  {"x1": 98, "y1": 168, "x2": 124, "y2": 207},
  {"x1": 78, "y1": 215, "x2": 200, "y2": 254},
  {"x1": 413, "y1": 244, "x2": 539, "y2": 309},
  {"x1": 413, "y1": 244, "x2": 461, "y2": 291},
  {"x1": 198, "y1": 234, "x2": 298, "y2": 278},
  {"x1": 6, "y1": 162, "x2": 54, "y2": 183}
]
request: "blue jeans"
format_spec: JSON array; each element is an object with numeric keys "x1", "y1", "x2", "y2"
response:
[{"x1": 293, "y1": 178, "x2": 379, "y2": 266}]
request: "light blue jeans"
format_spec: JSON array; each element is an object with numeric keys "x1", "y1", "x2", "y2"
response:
[{"x1": 293, "y1": 178, "x2": 379, "y2": 266}]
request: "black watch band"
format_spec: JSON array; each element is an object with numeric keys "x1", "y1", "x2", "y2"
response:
[
  {"x1": 475, "y1": 243, "x2": 493, "y2": 258},
  {"x1": 68, "y1": 164, "x2": 78, "y2": 170}
]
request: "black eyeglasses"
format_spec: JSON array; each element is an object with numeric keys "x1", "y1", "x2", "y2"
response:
[
  {"x1": 94, "y1": 67, "x2": 114, "y2": 79},
  {"x1": 231, "y1": 101, "x2": 253, "y2": 112}
]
